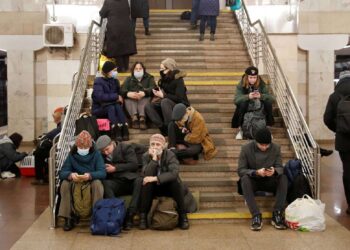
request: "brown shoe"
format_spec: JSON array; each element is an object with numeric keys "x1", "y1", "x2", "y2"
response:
[
  {"x1": 132, "y1": 115, "x2": 140, "y2": 129},
  {"x1": 139, "y1": 116, "x2": 147, "y2": 130}
]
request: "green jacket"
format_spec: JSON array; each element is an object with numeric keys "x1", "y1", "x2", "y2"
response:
[
  {"x1": 121, "y1": 72, "x2": 156, "y2": 98},
  {"x1": 234, "y1": 77, "x2": 275, "y2": 105}
]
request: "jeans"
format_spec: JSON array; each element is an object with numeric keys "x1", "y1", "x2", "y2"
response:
[{"x1": 199, "y1": 15, "x2": 217, "y2": 34}]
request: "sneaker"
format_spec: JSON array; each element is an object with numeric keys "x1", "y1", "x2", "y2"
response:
[
  {"x1": 1, "y1": 171, "x2": 16, "y2": 178},
  {"x1": 235, "y1": 129, "x2": 243, "y2": 140},
  {"x1": 251, "y1": 214, "x2": 263, "y2": 231},
  {"x1": 271, "y1": 210, "x2": 287, "y2": 230},
  {"x1": 132, "y1": 117, "x2": 140, "y2": 129}
]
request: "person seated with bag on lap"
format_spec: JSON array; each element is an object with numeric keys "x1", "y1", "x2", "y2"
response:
[
  {"x1": 0, "y1": 133, "x2": 27, "y2": 178},
  {"x1": 168, "y1": 103, "x2": 218, "y2": 164},
  {"x1": 145, "y1": 58, "x2": 190, "y2": 136},
  {"x1": 92, "y1": 61, "x2": 129, "y2": 142},
  {"x1": 238, "y1": 128, "x2": 288, "y2": 231},
  {"x1": 231, "y1": 66, "x2": 275, "y2": 139},
  {"x1": 58, "y1": 130, "x2": 106, "y2": 231},
  {"x1": 95, "y1": 134, "x2": 142, "y2": 230},
  {"x1": 121, "y1": 61, "x2": 156, "y2": 130},
  {"x1": 138, "y1": 134, "x2": 189, "y2": 230},
  {"x1": 32, "y1": 107, "x2": 64, "y2": 185}
]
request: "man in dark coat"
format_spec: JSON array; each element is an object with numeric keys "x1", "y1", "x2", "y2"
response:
[
  {"x1": 130, "y1": 0, "x2": 151, "y2": 35},
  {"x1": 324, "y1": 68, "x2": 350, "y2": 214},
  {"x1": 198, "y1": 0, "x2": 220, "y2": 41},
  {"x1": 100, "y1": 0, "x2": 137, "y2": 72}
]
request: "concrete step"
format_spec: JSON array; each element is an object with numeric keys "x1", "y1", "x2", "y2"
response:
[
  {"x1": 134, "y1": 50, "x2": 249, "y2": 57},
  {"x1": 136, "y1": 43, "x2": 245, "y2": 50},
  {"x1": 135, "y1": 32, "x2": 243, "y2": 39},
  {"x1": 130, "y1": 55, "x2": 248, "y2": 63},
  {"x1": 135, "y1": 38, "x2": 244, "y2": 45},
  {"x1": 135, "y1": 27, "x2": 239, "y2": 34},
  {"x1": 135, "y1": 22, "x2": 239, "y2": 28}
]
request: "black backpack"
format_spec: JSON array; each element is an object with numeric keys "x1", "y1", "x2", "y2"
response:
[
  {"x1": 75, "y1": 114, "x2": 100, "y2": 141},
  {"x1": 242, "y1": 100, "x2": 267, "y2": 139},
  {"x1": 336, "y1": 94, "x2": 350, "y2": 134},
  {"x1": 180, "y1": 11, "x2": 191, "y2": 20},
  {"x1": 287, "y1": 174, "x2": 312, "y2": 203}
]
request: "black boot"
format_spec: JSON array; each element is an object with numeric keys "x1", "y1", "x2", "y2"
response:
[
  {"x1": 145, "y1": 27, "x2": 151, "y2": 36},
  {"x1": 122, "y1": 123, "x2": 129, "y2": 141},
  {"x1": 115, "y1": 124, "x2": 123, "y2": 142},
  {"x1": 178, "y1": 213, "x2": 189, "y2": 230},
  {"x1": 139, "y1": 213, "x2": 147, "y2": 230},
  {"x1": 63, "y1": 217, "x2": 75, "y2": 231},
  {"x1": 123, "y1": 210, "x2": 134, "y2": 230}
]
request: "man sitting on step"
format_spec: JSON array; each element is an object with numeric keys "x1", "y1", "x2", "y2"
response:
[
  {"x1": 238, "y1": 128, "x2": 288, "y2": 231},
  {"x1": 168, "y1": 103, "x2": 218, "y2": 164},
  {"x1": 95, "y1": 135, "x2": 141, "y2": 230}
]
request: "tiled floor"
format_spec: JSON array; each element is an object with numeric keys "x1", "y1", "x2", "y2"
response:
[{"x1": 1, "y1": 143, "x2": 350, "y2": 250}]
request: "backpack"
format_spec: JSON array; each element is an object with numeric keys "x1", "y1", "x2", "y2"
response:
[
  {"x1": 147, "y1": 197, "x2": 179, "y2": 230},
  {"x1": 287, "y1": 174, "x2": 312, "y2": 203},
  {"x1": 71, "y1": 181, "x2": 92, "y2": 219},
  {"x1": 284, "y1": 159, "x2": 302, "y2": 188},
  {"x1": 180, "y1": 11, "x2": 191, "y2": 20},
  {"x1": 75, "y1": 114, "x2": 100, "y2": 140},
  {"x1": 336, "y1": 94, "x2": 350, "y2": 134},
  {"x1": 242, "y1": 100, "x2": 267, "y2": 139},
  {"x1": 90, "y1": 198, "x2": 126, "y2": 236}
]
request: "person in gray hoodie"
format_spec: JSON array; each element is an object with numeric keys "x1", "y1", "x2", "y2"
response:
[{"x1": 0, "y1": 133, "x2": 27, "y2": 178}]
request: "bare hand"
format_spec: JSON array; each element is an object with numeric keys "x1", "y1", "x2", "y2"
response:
[
  {"x1": 265, "y1": 167, "x2": 275, "y2": 177},
  {"x1": 148, "y1": 148, "x2": 158, "y2": 161},
  {"x1": 105, "y1": 163, "x2": 116, "y2": 173},
  {"x1": 248, "y1": 92, "x2": 255, "y2": 99},
  {"x1": 143, "y1": 176, "x2": 158, "y2": 185},
  {"x1": 137, "y1": 91, "x2": 145, "y2": 99},
  {"x1": 127, "y1": 92, "x2": 139, "y2": 99},
  {"x1": 253, "y1": 92, "x2": 261, "y2": 99},
  {"x1": 256, "y1": 168, "x2": 267, "y2": 177},
  {"x1": 118, "y1": 95, "x2": 124, "y2": 104},
  {"x1": 80, "y1": 173, "x2": 91, "y2": 181},
  {"x1": 182, "y1": 127, "x2": 189, "y2": 134},
  {"x1": 71, "y1": 173, "x2": 80, "y2": 182},
  {"x1": 152, "y1": 89, "x2": 164, "y2": 98}
]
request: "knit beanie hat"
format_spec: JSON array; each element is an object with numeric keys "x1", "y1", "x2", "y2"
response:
[
  {"x1": 255, "y1": 128, "x2": 272, "y2": 144},
  {"x1": 161, "y1": 58, "x2": 177, "y2": 71},
  {"x1": 95, "y1": 135, "x2": 112, "y2": 150},
  {"x1": 245, "y1": 66, "x2": 259, "y2": 76},
  {"x1": 172, "y1": 103, "x2": 187, "y2": 121},
  {"x1": 9, "y1": 132, "x2": 23, "y2": 149},
  {"x1": 150, "y1": 134, "x2": 166, "y2": 146},
  {"x1": 102, "y1": 61, "x2": 116, "y2": 74},
  {"x1": 76, "y1": 130, "x2": 92, "y2": 148}
]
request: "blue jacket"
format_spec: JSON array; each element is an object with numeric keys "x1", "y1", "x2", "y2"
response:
[
  {"x1": 199, "y1": 0, "x2": 220, "y2": 16},
  {"x1": 92, "y1": 76, "x2": 121, "y2": 113},
  {"x1": 59, "y1": 149, "x2": 106, "y2": 180}
]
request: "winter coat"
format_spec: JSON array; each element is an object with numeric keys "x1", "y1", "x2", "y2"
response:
[
  {"x1": 324, "y1": 74, "x2": 350, "y2": 152},
  {"x1": 238, "y1": 141, "x2": 283, "y2": 178},
  {"x1": 103, "y1": 142, "x2": 139, "y2": 180},
  {"x1": 184, "y1": 107, "x2": 218, "y2": 160},
  {"x1": 59, "y1": 148, "x2": 106, "y2": 180},
  {"x1": 99, "y1": 0, "x2": 137, "y2": 58},
  {"x1": 0, "y1": 136, "x2": 27, "y2": 172},
  {"x1": 45, "y1": 122, "x2": 62, "y2": 141},
  {"x1": 234, "y1": 76, "x2": 275, "y2": 105},
  {"x1": 159, "y1": 70, "x2": 190, "y2": 106},
  {"x1": 92, "y1": 76, "x2": 121, "y2": 113},
  {"x1": 121, "y1": 72, "x2": 156, "y2": 98},
  {"x1": 130, "y1": 0, "x2": 149, "y2": 18},
  {"x1": 198, "y1": 0, "x2": 220, "y2": 16}
]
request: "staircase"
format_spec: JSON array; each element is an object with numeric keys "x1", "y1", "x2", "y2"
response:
[{"x1": 116, "y1": 10, "x2": 295, "y2": 221}]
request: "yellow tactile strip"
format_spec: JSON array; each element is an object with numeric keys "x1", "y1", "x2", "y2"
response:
[{"x1": 188, "y1": 212, "x2": 272, "y2": 220}]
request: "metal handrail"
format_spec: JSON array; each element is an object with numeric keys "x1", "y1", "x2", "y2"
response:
[
  {"x1": 48, "y1": 18, "x2": 107, "y2": 228},
  {"x1": 235, "y1": 1, "x2": 321, "y2": 198},
  {"x1": 53, "y1": 0, "x2": 104, "y2": 4}
]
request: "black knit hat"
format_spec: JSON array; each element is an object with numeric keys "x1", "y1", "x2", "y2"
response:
[
  {"x1": 255, "y1": 128, "x2": 271, "y2": 144},
  {"x1": 172, "y1": 103, "x2": 187, "y2": 121},
  {"x1": 9, "y1": 132, "x2": 23, "y2": 149},
  {"x1": 102, "y1": 61, "x2": 116, "y2": 74},
  {"x1": 245, "y1": 66, "x2": 259, "y2": 76}
]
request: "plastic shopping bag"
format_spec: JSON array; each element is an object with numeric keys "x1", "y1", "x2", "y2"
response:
[{"x1": 285, "y1": 194, "x2": 326, "y2": 232}]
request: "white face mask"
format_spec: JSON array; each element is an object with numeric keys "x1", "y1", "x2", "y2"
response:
[
  {"x1": 134, "y1": 70, "x2": 144, "y2": 79},
  {"x1": 77, "y1": 148, "x2": 89, "y2": 156},
  {"x1": 110, "y1": 71, "x2": 118, "y2": 79}
]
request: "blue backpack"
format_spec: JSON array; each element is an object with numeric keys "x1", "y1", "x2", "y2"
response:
[
  {"x1": 90, "y1": 198, "x2": 126, "y2": 236},
  {"x1": 284, "y1": 159, "x2": 302, "y2": 188}
]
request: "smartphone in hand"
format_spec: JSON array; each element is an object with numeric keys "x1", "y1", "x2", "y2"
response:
[{"x1": 154, "y1": 87, "x2": 160, "y2": 91}]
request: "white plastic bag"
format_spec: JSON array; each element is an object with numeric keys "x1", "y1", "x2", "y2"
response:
[{"x1": 285, "y1": 194, "x2": 326, "y2": 232}]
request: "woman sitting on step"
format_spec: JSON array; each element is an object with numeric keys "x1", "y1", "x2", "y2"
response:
[
  {"x1": 145, "y1": 58, "x2": 190, "y2": 136},
  {"x1": 92, "y1": 61, "x2": 130, "y2": 141},
  {"x1": 121, "y1": 61, "x2": 156, "y2": 130}
]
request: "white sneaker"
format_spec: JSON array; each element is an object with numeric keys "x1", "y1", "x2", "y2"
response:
[
  {"x1": 1, "y1": 171, "x2": 16, "y2": 178},
  {"x1": 235, "y1": 130, "x2": 243, "y2": 140}
]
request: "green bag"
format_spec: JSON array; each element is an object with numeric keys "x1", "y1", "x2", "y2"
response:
[
  {"x1": 147, "y1": 197, "x2": 179, "y2": 230},
  {"x1": 71, "y1": 181, "x2": 92, "y2": 219}
]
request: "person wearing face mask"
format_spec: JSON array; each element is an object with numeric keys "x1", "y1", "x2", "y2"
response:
[
  {"x1": 58, "y1": 130, "x2": 106, "y2": 231},
  {"x1": 231, "y1": 66, "x2": 275, "y2": 139},
  {"x1": 168, "y1": 103, "x2": 217, "y2": 164},
  {"x1": 144, "y1": 58, "x2": 190, "y2": 136},
  {"x1": 92, "y1": 61, "x2": 130, "y2": 141},
  {"x1": 121, "y1": 62, "x2": 156, "y2": 130}
]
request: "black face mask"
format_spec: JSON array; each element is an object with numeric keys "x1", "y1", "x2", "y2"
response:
[{"x1": 159, "y1": 69, "x2": 166, "y2": 78}]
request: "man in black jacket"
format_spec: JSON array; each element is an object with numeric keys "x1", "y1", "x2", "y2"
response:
[
  {"x1": 324, "y1": 68, "x2": 350, "y2": 214},
  {"x1": 95, "y1": 135, "x2": 141, "y2": 229},
  {"x1": 238, "y1": 128, "x2": 288, "y2": 231}
]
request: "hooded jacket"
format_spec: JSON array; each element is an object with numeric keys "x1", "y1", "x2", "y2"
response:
[
  {"x1": 159, "y1": 70, "x2": 190, "y2": 106},
  {"x1": 0, "y1": 136, "x2": 27, "y2": 172},
  {"x1": 92, "y1": 76, "x2": 121, "y2": 113}
]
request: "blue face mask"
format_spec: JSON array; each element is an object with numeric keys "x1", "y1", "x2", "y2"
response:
[
  {"x1": 77, "y1": 148, "x2": 89, "y2": 156},
  {"x1": 110, "y1": 71, "x2": 118, "y2": 79}
]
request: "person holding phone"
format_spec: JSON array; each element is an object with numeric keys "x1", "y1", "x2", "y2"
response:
[{"x1": 237, "y1": 128, "x2": 288, "y2": 231}]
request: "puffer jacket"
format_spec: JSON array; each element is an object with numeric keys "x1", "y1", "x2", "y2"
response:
[{"x1": 0, "y1": 136, "x2": 27, "y2": 172}]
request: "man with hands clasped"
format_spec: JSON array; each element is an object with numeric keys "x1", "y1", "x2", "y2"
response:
[{"x1": 238, "y1": 128, "x2": 288, "y2": 231}]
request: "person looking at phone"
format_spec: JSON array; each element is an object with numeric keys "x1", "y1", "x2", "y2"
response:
[
  {"x1": 145, "y1": 58, "x2": 190, "y2": 136},
  {"x1": 138, "y1": 134, "x2": 189, "y2": 230},
  {"x1": 58, "y1": 130, "x2": 106, "y2": 231},
  {"x1": 231, "y1": 66, "x2": 275, "y2": 139},
  {"x1": 237, "y1": 128, "x2": 288, "y2": 231}
]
